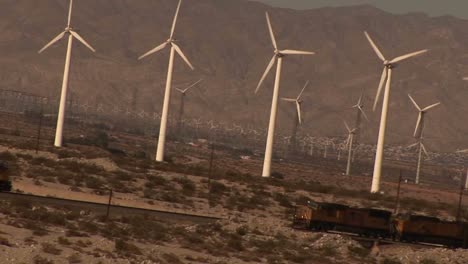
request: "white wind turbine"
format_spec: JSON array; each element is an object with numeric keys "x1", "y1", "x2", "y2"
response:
[
  {"x1": 364, "y1": 31, "x2": 428, "y2": 193},
  {"x1": 256, "y1": 12, "x2": 314, "y2": 177},
  {"x1": 175, "y1": 79, "x2": 203, "y2": 132},
  {"x1": 139, "y1": 0, "x2": 194, "y2": 162},
  {"x1": 350, "y1": 92, "x2": 368, "y2": 161},
  {"x1": 408, "y1": 94, "x2": 440, "y2": 184},
  {"x1": 38, "y1": 0, "x2": 96, "y2": 147},
  {"x1": 281, "y1": 80, "x2": 309, "y2": 153},
  {"x1": 344, "y1": 121, "x2": 357, "y2": 176}
]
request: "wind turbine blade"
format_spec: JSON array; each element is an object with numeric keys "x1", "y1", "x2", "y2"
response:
[
  {"x1": 463, "y1": 77, "x2": 468, "y2": 81},
  {"x1": 373, "y1": 67, "x2": 387, "y2": 111},
  {"x1": 407, "y1": 142, "x2": 419, "y2": 149},
  {"x1": 358, "y1": 106, "x2": 369, "y2": 121},
  {"x1": 414, "y1": 113, "x2": 422, "y2": 138},
  {"x1": 457, "y1": 149, "x2": 468, "y2": 153},
  {"x1": 173, "y1": 43, "x2": 194, "y2": 70},
  {"x1": 138, "y1": 42, "x2": 167, "y2": 60},
  {"x1": 421, "y1": 143, "x2": 429, "y2": 157},
  {"x1": 280, "y1": 98, "x2": 296, "y2": 102},
  {"x1": 364, "y1": 31, "x2": 385, "y2": 61},
  {"x1": 297, "y1": 80, "x2": 309, "y2": 100},
  {"x1": 408, "y1": 94, "x2": 421, "y2": 111},
  {"x1": 70, "y1": 31, "x2": 96, "y2": 52},
  {"x1": 389, "y1": 49, "x2": 428, "y2": 64},
  {"x1": 38, "y1": 31, "x2": 66, "y2": 53},
  {"x1": 67, "y1": 0, "x2": 73, "y2": 27},
  {"x1": 358, "y1": 89, "x2": 364, "y2": 105},
  {"x1": 296, "y1": 102, "x2": 302, "y2": 125},
  {"x1": 280, "y1": 49, "x2": 315, "y2": 55},
  {"x1": 175, "y1": 88, "x2": 184, "y2": 93},
  {"x1": 265, "y1": 12, "x2": 277, "y2": 50},
  {"x1": 422, "y1": 102, "x2": 441, "y2": 112},
  {"x1": 255, "y1": 55, "x2": 276, "y2": 94},
  {"x1": 343, "y1": 121, "x2": 351, "y2": 133},
  {"x1": 170, "y1": 0, "x2": 182, "y2": 39},
  {"x1": 183, "y1": 79, "x2": 203, "y2": 93}
]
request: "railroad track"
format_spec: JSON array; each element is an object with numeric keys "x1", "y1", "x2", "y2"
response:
[{"x1": 0, "y1": 192, "x2": 221, "y2": 224}]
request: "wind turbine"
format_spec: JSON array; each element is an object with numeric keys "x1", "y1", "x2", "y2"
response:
[
  {"x1": 281, "y1": 80, "x2": 309, "y2": 153},
  {"x1": 38, "y1": 0, "x2": 96, "y2": 147},
  {"x1": 364, "y1": 31, "x2": 428, "y2": 193},
  {"x1": 175, "y1": 79, "x2": 203, "y2": 135},
  {"x1": 408, "y1": 94, "x2": 440, "y2": 184},
  {"x1": 344, "y1": 121, "x2": 357, "y2": 176},
  {"x1": 139, "y1": 0, "x2": 194, "y2": 162},
  {"x1": 256, "y1": 12, "x2": 314, "y2": 177},
  {"x1": 350, "y1": 92, "x2": 368, "y2": 161}
]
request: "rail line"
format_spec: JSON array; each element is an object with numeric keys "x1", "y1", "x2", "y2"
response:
[{"x1": 0, "y1": 192, "x2": 221, "y2": 224}]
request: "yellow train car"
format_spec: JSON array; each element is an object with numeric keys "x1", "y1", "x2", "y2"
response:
[
  {"x1": 293, "y1": 201, "x2": 392, "y2": 238},
  {"x1": 393, "y1": 214, "x2": 468, "y2": 248}
]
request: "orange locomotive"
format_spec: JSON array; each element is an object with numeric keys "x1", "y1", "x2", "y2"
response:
[{"x1": 294, "y1": 201, "x2": 468, "y2": 248}]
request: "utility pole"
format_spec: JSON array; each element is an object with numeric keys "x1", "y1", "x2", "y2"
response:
[
  {"x1": 394, "y1": 170, "x2": 403, "y2": 214},
  {"x1": 457, "y1": 171, "x2": 465, "y2": 222},
  {"x1": 35, "y1": 105, "x2": 44, "y2": 154},
  {"x1": 106, "y1": 189, "x2": 113, "y2": 220}
]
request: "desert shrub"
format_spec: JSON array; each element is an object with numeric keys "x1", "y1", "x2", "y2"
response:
[
  {"x1": 236, "y1": 225, "x2": 248, "y2": 236},
  {"x1": 382, "y1": 258, "x2": 402, "y2": 264},
  {"x1": 0, "y1": 151, "x2": 17, "y2": 162},
  {"x1": 175, "y1": 177, "x2": 196, "y2": 196},
  {"x1": 42, "y1": 242, "x2": 62, "y2": 255},
  {"x1": 67, "y1": 253, "x2": 82, "y2": 264},
  {"x1": 122, "y1": 216, "x2": 169, "y2": 241},
  {"x1": 33, "y1": 255, "x2": 54, "y2": 264},
  {"x1": 420, "y1": 259, "x2": 437, "y2": 264},
  {"x1": 85, "y1": 176, "x2": 105, "y2": 190},
  {"x1": 348, "y1": 245, "x2": 369, "y2": 258},
  {"x1": 114, "y1": 239, "x2": 142, "y2": 255},
  {"x1": 57, "y1": 236, "x2": 71, "y2": 246},
  {"x1": 274, "y1": 193, "x2": 292, "y2": 207},
  {"x1": 210, "y1": 181, "x2": 228, "y2": 195},
  {"x1": 114, "y1": 171, "x2": 132, "y2": 181},
  {"x1": 0, "y1": 236, "x2": 11, "y2": 247},
  {"x1": 319, "y1": 243, "x2": 337, "y2": 257},
  {"x1": 162, "y1": 253, "x2": 183, "y2": 264}
]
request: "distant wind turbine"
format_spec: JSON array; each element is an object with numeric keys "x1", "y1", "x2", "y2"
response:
[
  {"x1": 256, "y1": 12, "x2": 314, "y2": 177},
  {"x1": 281, "y1": 80, "x2": 309, "y2": 153},
  {"x1": 38, "y1": 0, "x2": 96, "y2": 147},
  {"x1": 351, "y1": 91, "x2": 368, "y2": 159},
  {"x1": 364, "y1": 31, "x2": 428, "y2": 193},
  {"x1": 344, "y1": 121, "x2": 357, "y2": 176},
  {"x1": 139, "y1": 0, "x2": 194, "y2": 162},
  {"x1": 408, "y1": 94, "x2": 440, "y2": 184},
  {"x1": 175, "y1": 79, "x2": 203, "y2": 134}
]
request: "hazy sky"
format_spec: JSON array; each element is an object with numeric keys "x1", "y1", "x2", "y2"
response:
[{"x1": 254, "y1": 0, "x2": 468, "y2": 19}]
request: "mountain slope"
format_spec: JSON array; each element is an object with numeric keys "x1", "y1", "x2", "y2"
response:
[{"x1": 1, "y1": 0, "x2": 468, "y2": 151}]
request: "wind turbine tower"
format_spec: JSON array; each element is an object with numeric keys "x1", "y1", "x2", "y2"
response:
[
  {"x1": 255, "y1": 12, "x2": 314, "y2": 177},
  {"x1": 281, "y1": 81, "x2": 308, "y2": 154},
  {"x1": 408, "y1": 94, "x2": 440, "y2": 184},
  {"x1": 364, "y1": 31, "x2": 428, "y2": 193},
  {"x1": 38, "y1": 0, "x2": 96, "y2": 147},
  {"x1": 139, "y1": 0, "x2": 194, "y2": 162}
]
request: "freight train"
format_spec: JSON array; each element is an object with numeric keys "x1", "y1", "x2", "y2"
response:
[
  {"x1": 293, "y1": 201, "x2": 468, "y2": 248},
  {"x1": 0, "y1": 162, "x2": 11, "y2": 192}
]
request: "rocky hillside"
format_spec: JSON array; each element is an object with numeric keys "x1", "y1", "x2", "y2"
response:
[{"x1": 1, "y1": 0, "x2": 468, "y2": 151}]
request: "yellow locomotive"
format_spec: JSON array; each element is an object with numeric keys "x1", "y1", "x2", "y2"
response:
[{"x1": 294, "y1": 201, "x2": 468, "y2": 248}]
